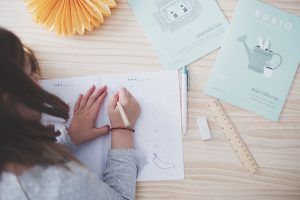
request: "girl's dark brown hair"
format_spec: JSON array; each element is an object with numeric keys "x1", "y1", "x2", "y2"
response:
[
  {"x1": 0, "y1": 27, "x2": 77, "y2": 172},
  {"x1": 23, "y1": 45, "x2": 40, "y2": 76}
]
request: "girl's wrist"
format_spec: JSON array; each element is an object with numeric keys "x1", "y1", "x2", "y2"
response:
[
  {"x1": 110, "y1": 127, "x2": 135, "y2": 133},
  {"x1": 111, "y1": 128, "x2": 134, "y2": 149}
]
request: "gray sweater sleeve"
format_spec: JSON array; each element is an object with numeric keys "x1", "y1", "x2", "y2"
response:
[
  {"x1": 55, "y1": 126, "x2": 78, "y2": 151},
  {"x1": 34, "y1": 116, "x2": 144, "y2": 199},
  {"x1": 55, "y1": 130, "x2": 144, "y2": 199},
  {"x1": 40, "y1": 116, "x2": 77, "y2": 151},
  {"x1": 54, "y1": 125, "x2": 145, "y2": 199},
  {"x1": 60, "y1": 150, "x2": 144, "y2": 200},
  {"x1": 103, "y1": 149, "x2": 145, "y2": 200},
  {"x1": 2, "y1": 150, "x2": 145, "y2": 200},
  {"x1": 57, "y1": 137, "x2": 144, "y2": 199}
]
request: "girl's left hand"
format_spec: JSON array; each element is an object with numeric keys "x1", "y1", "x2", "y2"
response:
[{"x1": 68, "y1": 85, "x2": 110, "y2": 145}]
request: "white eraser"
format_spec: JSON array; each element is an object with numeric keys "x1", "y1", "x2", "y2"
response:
[{"x1": 197, "y1": 117, "x2": 212, "y2": 141}]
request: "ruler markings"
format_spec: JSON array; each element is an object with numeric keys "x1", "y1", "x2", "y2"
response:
[{"x1": 208, "y1": 99, "x2": 258, "y2": 174}]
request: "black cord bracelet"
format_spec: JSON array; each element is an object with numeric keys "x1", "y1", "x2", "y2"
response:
[{"x1": 110, "y1": 127, "x2": 135, "y2": 133}]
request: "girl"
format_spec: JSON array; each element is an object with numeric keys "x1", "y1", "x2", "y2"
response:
[{"x1": 0, "y1": 27, "x2": 143, "y2": 200}]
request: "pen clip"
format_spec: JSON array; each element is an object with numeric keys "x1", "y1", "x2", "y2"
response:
[
  {"x1": 182, "y1": 66, "x2": 190, "y2": 91},
  {"x1": 186, "y1": 69, "x2": 190, "y2": 91}
]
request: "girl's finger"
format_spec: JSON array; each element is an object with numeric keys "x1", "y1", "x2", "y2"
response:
[
  {"x1": 118, "y1": 88, "x2": 130, "y2": 104},
  {"x1": 86, "y1": 86, "x2": 107, "y2": 109},
  {"x1": 89, "y1": 125, "x2": 110, "y2": 140},
  {"x1": 91, "y1": 90, "x2": 107, "y2": 117},
  {"x1": 74, "y1": 93, "x2": 83, "y2": 112},
  {"x1": 108, "y1": 93, "x2": 119, "y2": 111},
  {"x1": 79, "y1": 85, "x2": 96, "y2": 109},
  {"x1": 127, "y1": 90, "x2": 133, "y2": 98}
]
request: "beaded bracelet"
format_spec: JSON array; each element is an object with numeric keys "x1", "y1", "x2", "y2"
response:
[{"x1": 110, "y1": 127, "x2": 135, "y2": 133}]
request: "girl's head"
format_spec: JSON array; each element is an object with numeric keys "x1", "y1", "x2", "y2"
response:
[{"x1": 0, "y1": 27, "x2": 74, "y2": 172}]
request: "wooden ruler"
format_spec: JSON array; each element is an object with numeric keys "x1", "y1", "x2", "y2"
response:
[{"x1": 208, "y1": 99, "x2": 258, "y2": 174}]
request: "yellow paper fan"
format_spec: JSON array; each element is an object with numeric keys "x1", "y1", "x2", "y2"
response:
[{"x1": 25, "y1": 0, "x2": 117, "y2": 36}]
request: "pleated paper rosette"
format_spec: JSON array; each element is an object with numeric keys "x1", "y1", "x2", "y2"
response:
[{"x1": 25, "y1": 0, "x2": 117, "y2": 36}]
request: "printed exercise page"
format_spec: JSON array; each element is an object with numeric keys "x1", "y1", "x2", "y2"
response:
[
  {"x1": 40, "y1": 76, "x2": 111, "y2": 179},
  {"x1": 101, "y1": 71, "x2": 184, "y2": 181}
]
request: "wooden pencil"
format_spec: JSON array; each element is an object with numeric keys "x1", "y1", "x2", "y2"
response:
[{"x1": 116, "y1": 101, "x2": 131, "y2": 128}]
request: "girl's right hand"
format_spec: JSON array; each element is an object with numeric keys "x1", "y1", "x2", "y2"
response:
[
  {"x1": 108, "y1": 88, "x2": 140, "y2": 149},
  {"x1": 108, "y1": 88, "x2": 140, "y2": 129}
]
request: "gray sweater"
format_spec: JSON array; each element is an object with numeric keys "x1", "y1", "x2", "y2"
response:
[{"x1": 0, "y1": 131, "x2": 144, "y2": 200}]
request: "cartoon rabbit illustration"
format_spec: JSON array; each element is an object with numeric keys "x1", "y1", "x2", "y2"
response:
[{"x1": 238, "y1": 35, "x2": 283, "y2": 78}]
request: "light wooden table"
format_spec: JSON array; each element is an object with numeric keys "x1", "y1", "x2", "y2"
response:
[{"x1": 1, "y1": 0, "x2": 299, "y2": 199}]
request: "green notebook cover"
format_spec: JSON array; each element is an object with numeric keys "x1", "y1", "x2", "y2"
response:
[
  {"x1": 204, "y1": 0, "x2": 300, "y2": 121},
  {"x1": 128, "y1": 0, "x2": 228, "y2": 70}
]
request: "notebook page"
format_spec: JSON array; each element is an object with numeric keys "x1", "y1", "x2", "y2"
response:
[
  {"x1": 40, "y1": 76, "x2": 110, "y2": 179},
  {"x1": 102, "y1": 71, "x2": 184, "y2": 181}
]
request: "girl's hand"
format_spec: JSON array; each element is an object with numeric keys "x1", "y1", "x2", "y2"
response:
[
  {"x1": 68, "y1": 85, "x2": 110, "y2": 145},
  {"x1": 108, "y1": 88, "x2": 140, "y2": 149}
]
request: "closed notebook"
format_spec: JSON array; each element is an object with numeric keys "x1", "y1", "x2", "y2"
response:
[
  {"x1": 204, "y1": 0, "x2": 300, "y2": 121},
  {"x1": 128, "y1": 0, "x2": 228, "y2": 70}
]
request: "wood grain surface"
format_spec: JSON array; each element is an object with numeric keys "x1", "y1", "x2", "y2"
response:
[{"x1": 0, "y1": 0, "x2": 299, "y2": 199}]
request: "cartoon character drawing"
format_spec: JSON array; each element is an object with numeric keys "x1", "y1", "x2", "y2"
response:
[
  {"x1": 153, "y1": 0, "x2": 202, "y2": 32},
  {"x1": 170, "y1": 10, "x2": 178, "y2": 19},
  {"x1": 152, "y1": 153, "x2": 175, "y2": 169},
  {"x1": 181, "y1": 4, "x2": 188, "y2": 12},
  {"x1": 238, "y1": 35, "x2": 283, "y2": 78}
]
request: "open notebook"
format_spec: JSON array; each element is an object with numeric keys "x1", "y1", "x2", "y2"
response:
[{"x1": 40, "y1": 71, "x2": 184, "y2": 181}]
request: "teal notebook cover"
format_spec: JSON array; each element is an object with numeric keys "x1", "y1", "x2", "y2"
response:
[
  {"x1": 128, "y1": 0, "x2": 228, "y2": 70},
  {"x1": 204, "y1": 0, "x2": 300, "y2": 121}
]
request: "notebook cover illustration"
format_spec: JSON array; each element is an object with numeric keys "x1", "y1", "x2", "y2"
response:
[
  {"x1": 204, "y1": 0, "x2": 300, "y2": 121},
  {"x1": 128, "y1": 0, "x2": 228, "y2": 70}
]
